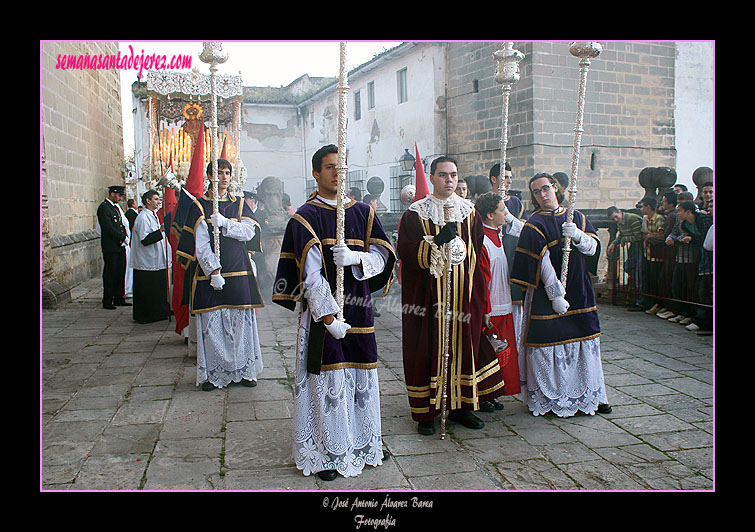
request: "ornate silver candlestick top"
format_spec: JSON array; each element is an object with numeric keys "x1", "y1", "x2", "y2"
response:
[
  {"x1": 200, "y1": 42, "x2": 228, "y2": 261},
  {"x1": 493, "y1": 42, "x2": 524, "y2": 197},
  {"x1": 400, "y1": 184, "x2": 416, "y2": 206},
  {"x1": 199, "y1": 42, "x2": 228, "y2": 67},
  {"x1": 560, "y1": 42, "x2": 601, "y2": 288},
  {"x1": 568, "y1": 41, "x2": 602, "y2": 61},
  {"x1": 493, "y1": 42, "x2": 524, "y2": 85}
]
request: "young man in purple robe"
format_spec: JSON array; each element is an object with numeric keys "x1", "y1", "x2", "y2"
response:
[
  {"x1": 272, "y1": 144, "x2": 395, "y2": 481},
  {"x1": 511, "y1": 172, "x2": 612, "y2": 417},
  {"x1": 176, "y1": 159, "x2": 265, "y2": 391}
]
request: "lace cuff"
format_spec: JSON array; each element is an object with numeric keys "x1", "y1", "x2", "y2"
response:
[
  {"x1": 545, "y1": 279, "x2": 566, "y2": 301},
  {"x1": 196, "y1": 220, "x2": 222, "y2": 275},
  {"x1": 573, "y1": 234, "x2": 597, "y2": 256},
  {"x1": 222, "y1": 218, "x2": 256, "y2": 242},
  {"x1": 504, "y1": 215, "x2": 524, "y2": 238},
  {"x1": 352, "y1": 246, "x2": 388, "y2": 281},
  {"x1": 304, "y1": 282, "x2": 340, "y2": 322}
]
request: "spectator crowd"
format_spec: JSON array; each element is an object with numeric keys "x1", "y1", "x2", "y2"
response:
[{"x1": 606, "y1": 174, "x2": 713, "y2": 336}]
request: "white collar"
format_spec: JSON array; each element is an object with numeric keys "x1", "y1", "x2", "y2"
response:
[
  {"x1": 316, "y1": 194, "x2": 337, "y2": 206},
  {"x1": 408, "y1": 193, "x2": 474, "y2": 225}
]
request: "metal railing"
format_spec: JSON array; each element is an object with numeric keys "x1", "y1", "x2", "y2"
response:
[{"x1": 609, "y1": 237, "x2": 712, "y2": 313}]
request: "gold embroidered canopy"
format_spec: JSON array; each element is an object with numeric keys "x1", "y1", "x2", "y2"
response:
[{"x1": 144, "y1": 68, "x2": 245, "y2": 193}]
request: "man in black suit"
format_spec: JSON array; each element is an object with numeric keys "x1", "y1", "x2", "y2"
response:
[
  {"x1": 125, "y1": 198, "x2": 138, "y2": 232},
  {"x1": 97, "y1": 185, "x2": 130, "y2": 310}
]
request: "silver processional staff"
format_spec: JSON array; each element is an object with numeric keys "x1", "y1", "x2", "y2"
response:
[{"x1": 561, "y1": 41, "x2": 601, "y2": 288}]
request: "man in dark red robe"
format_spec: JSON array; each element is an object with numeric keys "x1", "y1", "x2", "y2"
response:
[{"x1": 398, "y1": 156, "x2": 504, "y2": 436}]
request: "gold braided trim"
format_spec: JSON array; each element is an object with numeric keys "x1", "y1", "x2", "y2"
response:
[
  {"x1": 370, "y1": 238, "x2": 395, "y2": 254},
  {"x1": 529, "y1": 305, "x2": 598, "y2": 320},
  {"x1": 525, "y1": 332, "x2": 602, "y2": 348},
  {"x1": 299, "y1": 238, "x2": 324, "y2": 282},
  {"x1": 345, "y1": 326, "x2": 375, "y2": 334},
  {"x1": 365, "y1": 207, "x2": 375, "y2": 251},
  {"x1": 192, "y1": 303, "x2": 264, "y2": 314},
  {"x1": 196, "y1": 270, "x2": 254, "y2": 281},
  {"x1": 271, "y1": 293, "x2": 300, "y2": 302},
  {"x1": 515, "y1": 245, "x2": 543, "y2": 261},
  {"x1": 176, "y1": 249, "x2": 195, "y2": 263},
  {"x1": 478, "y1": 380, "x2": 506, "y2": 397},
  {"x1": 321, "y1": 361, "x2": 378, "y2": 371},
  {"x1": 292, "y1": 213, "x2": 319, "y2": 240},
  {"x1": 305, "y1": 196, "x2": 357, "y2": 210},
  {"x1": 321, "y1": 238, "x2": 365, "y2": 247},
  {"x1": 418, "y1": 239, "x2": 431, "y2": 269}
]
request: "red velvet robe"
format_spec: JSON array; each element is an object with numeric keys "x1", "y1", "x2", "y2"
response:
[{"x1": 398, "y1": 200, "x2": 504, "y2": 422}]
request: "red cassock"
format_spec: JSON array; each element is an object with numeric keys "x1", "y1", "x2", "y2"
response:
[
  {"x1": 479, "y1": 224, "x2": 521, "y2": 395},
  {"x1": 398, "y1": 196, "x2": 505, "y2": 422}
]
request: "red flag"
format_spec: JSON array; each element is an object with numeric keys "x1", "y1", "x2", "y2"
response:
[
  {"x1": 170, "y1": 122, "x2": 206, "y2": 336},
  {"x1": 413, "y1": 142, "x2": 429, "y2": 201},
  {"x1": 183, "y1": 122, "x2": 206, "y2": 198}
]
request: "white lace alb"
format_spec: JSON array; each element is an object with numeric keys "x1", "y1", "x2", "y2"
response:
[
  {"x1": 520, "y1": 288, "x2": 607, "y2": 417},
  {"x1": 293, "y1": 308, "x2": 383, "y2": 477},
  {"x1": 195, "y1": 308, "x2": 264, "y2": 388}
]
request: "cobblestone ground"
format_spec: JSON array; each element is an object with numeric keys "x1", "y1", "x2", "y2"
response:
[{"x1": 42, "y1": 278, "x2": 713, "y2": 494}]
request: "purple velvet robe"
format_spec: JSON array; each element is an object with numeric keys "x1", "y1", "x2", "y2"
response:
[
  {"x1": 510, "y1": 207, "x2": 601, "y2": 347},
  {"x1": 176, "y1": 193, "x2": 263, "y2": 314},
  {"x1": 272, "y1": 193, "x2": 395, "y2": 374}
]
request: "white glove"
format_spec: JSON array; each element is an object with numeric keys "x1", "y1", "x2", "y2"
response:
[
  {"x1": 551, "y1": 296, "x2": 570, "y2": 315},
  {"x1": 324, "y1": 318, "x2": 351, "y2": 339},
  {"x1": 332, "y1": 245, "x2": 361, "y2": 267},
  {"x1": 562, "y1": 222, "x2": 582, "y2": 243},
  {"x1": 210, "y1": 273, "x2": 225, "y2": 291},
  {"x1": 211, "y1": 212, "x2": 228, "y2": 228}
]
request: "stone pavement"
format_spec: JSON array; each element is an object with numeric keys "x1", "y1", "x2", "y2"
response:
[{"x1": 41, "y1": 278, "x2": 713, "y2": 492}]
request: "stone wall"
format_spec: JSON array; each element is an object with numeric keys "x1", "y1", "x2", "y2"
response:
[
  {"x1": 41, "y1": 41, "x2": 125, "y2": 307},
  {"x1": 446, "y1": 41, "x2": 678, "y2": 212}
]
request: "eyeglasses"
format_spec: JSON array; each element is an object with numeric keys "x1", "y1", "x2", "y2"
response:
[{"x1": 531, "y1": 183, "x2": 554, "y2": 196}]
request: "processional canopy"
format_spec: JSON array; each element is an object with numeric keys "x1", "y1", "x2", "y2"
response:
[{"x1": 144, "y1": 68, "x2": 245, "y2": 193}]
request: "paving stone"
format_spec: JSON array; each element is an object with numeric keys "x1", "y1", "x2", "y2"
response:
[
  {"x1": 560, "y1": 459, "x2": 646, "y2": 490},
  {"x1": 72, "y1": 454, "x2": 151, "y2": 490},
  {"x1": 41, "y1": 278, "x2": 714, "y2": 492},
  {"x1": 491, "y1": 459, "x2": 578, "y2": 490}
]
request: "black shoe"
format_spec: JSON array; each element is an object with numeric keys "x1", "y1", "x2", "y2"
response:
[
  {"x1": 417, "y1": 420, "x2": 435, "y2": 435},
  {"x1": 597, "y1": 403, "x2": 613, "y2": 414},
  {"x1": 103, "y1": 303, "x2": 116, "y2": 310},
  {"x1": 317, "y1": 470, "x2": 338, "y2": 481},
  {"x1": 241, "y1": 379, "x2": 257, "y2": 387},
  {"x1": 449, "y1": 409, "x2": 485, "y2": 429},
  {"x1": 201, "y1": 382, "x2": 216, "y2": 391},
  {"x1": 480, "y1": 398, "x2": 504, "y2": 412},
  {"x1": 115, "y1": 300, "x2": 132, "y2": 306}
]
